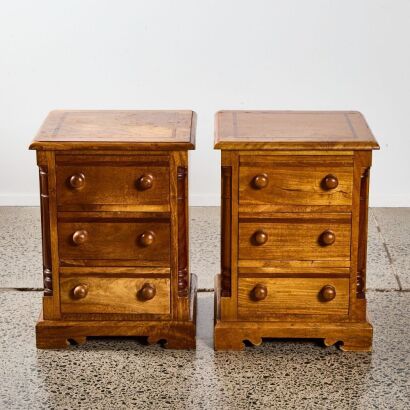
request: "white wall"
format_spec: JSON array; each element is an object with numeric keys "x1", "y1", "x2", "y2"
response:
[{"x1": 1, "y1": 0, "x2": 409, "y2": 206}]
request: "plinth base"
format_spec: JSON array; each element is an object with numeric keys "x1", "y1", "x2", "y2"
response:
[
  {"x1": 214, "y1": 275, "x2": 372, "y2": 352},
  {"x1": 36, "y1": 274, "x2": 197, "y2": 350}
]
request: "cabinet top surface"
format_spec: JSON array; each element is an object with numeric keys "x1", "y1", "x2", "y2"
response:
[
  {"x1": 30, "y1": 110, "x2": 196, "y2": 151},
  {"x1": 214, "y1": 111, "x2": 379, "y2": 150}
]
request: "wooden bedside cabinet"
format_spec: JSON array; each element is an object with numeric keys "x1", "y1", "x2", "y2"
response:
[
  {"x1": 214, "y1": 110, "x2": 379, "y2": 351},
  {"x1": 30, "y1": 110, "x2": 197, "y2": 349}
]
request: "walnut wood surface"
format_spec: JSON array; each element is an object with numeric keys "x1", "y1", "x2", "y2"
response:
[
  {"x1": 221, "y1": 166, "x2": 232, "y2": 296},
  {"x1": 56, "y1": 156, "x2": 169, "y2": 210},
  {"x1": 357, "y1": 167, "x2": 370, "y2": 298},
  {"x1": 44, "y1": 151, "x2": 61, "y2": 320},
  {"x1": 31, "y1": 110, "x2": 196, "y2": 347},
  {"x1": 214, "y1": 275, "x2": 372, "y2": 351},
  {"x1": 215, "y1": 111, "x2": 377, "y2": 350},
  {"x1": 30, "y1": 110, "x2": 196, "y2": 150},
  {"x1": 60, "y1": 277, "x2": 170, "y2": 315},
  {"x1": 219, "y1": 151, "x2": 240, "y2": 320},
  {"x1": 58, "y1": 220, "x2": 170, "y2": 263},
  {"x1": 238, "y1": 259, "x2": 350, "y2": 276},
  {"x1": 177, "y1": 166, "x2": 188, "y2": 297},
  {"x1": 37, "y1": 274, "x2": 197, "y2": 349},
  {"x1": 59, "y1": 266, "x2": 171, "y2": 275},
  {"x1": 239, "y1": 214, "x2": 351, "y2": 262},
  {"x1": 238, "y1": 277, "x2": 349, "y2": 317},
  {"x1": 215, "y1": 111, "x2": 379, "y2": 150},
  {"x1": 239, "y1": 157, "x2": 353, "y2": 207},
  {"x1": 39, "y1": 165, "x2": 53, "y2": 296},
  {"x1": 350, "y1": 151, "x2": 372, "y2": 321}
]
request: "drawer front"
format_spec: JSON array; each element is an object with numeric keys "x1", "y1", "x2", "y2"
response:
[
  {"x1": 56, "y1": 155, "x2": 169, "y2": 209},
  {"x1": 239, "y1": 215, "x2": 351, "y2": 262},
  {"x1": 58, "y1": 220, "x2": 170, "y2": 264},
  {"x1": 60, "y1": 277, "x2": 170, "y2": 315},
  {"x1": 238, "y1": 277, "x2": 349, "y2": 317},
  {"x1": 239, "y1": 156, "x2": 353, "y2": 207}
]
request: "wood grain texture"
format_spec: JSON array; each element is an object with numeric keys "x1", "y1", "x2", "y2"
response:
[
  {"x1": 239, "y1": 157, "x2": 353, "y2": 207},
  {"x1": 215, "y1": 111, "x2": 379, "y2": 150},
  {"x1": 45, "y1": 151, "x2": 61, "y2": 319},
  {"x1": 59, "y1": 267, "x2": 170, "y2": 276},
  {"x1": 238, "y1": 259, "x2": 350, "y2": 269},
  {"x1": 31, "y1": 110, "x2": 197, "y2": 349},
  {"x1": 357, "y1": 167, "x2": 370, "y2": 298},
  {"x1": 239, "y1": 150, "x2": 355, "y2": 156},
  {"x1": 37, "y1": 274, "x2": 197, "y2": 349},
  {"x1": 58, "y1": 211, "x2": 170, "y2": 220},
  {"x1": 30, "y1": 110, "x2": 196, "y2": 150},
  {"x1": 238, "y1": 277, "x2": 349, "y2": 317},
  {"x1": 349, "y1": 151, "x2": 372, "y2": 321},
  {"x1": 221, "y1": 166, "x2": 232, "y2": 296},
  {"x1": 60, "y1": 277, "x2": 170, "y2": 315},
  {"x1": 56, "y1": 156, "x2": 170, "y2": 210},
  {"x1": 177, "y1": 166, "x2": 188, "y2": 297},
  {"x1": 214, "y1": 275, "x2": 371, "y2": 351},
  {"x1": 166, "y1": 151, "x2": 191, "y2": 319},
  {"x1": 39, "y1": 165, "x2": 52, "y2": 296},
  {"x1": 214, "y1": 320, "x2": 372, "y2": 352},
  {"x1": 214, "y1": 111, "x2": 377, "y2": 351},
  {"x1": 58, "y1": 220, "x2": 170, "y2": 263},
  {"x1": 219, "y1": 151, "x2": 239, "y2": 321},
  {"x1": 239, "y1": 214, "x2": 351, "y2": 262}
]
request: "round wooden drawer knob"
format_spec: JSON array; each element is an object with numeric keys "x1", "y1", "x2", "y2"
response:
[
  {"x1": 72, "y1": 284, "x2": 88, "y2": 299},
  {"x1": 139, "y1": 231, "x2": 155, "y2": 247},
  {"x1": 139, "y1": 283, "x2": 156, "y2": 301},
  {"x1": 253, "y1": 230, "x2": 268, "y2": 245},
  {"x1": 252, "y1": 174, "x2": 269, "y2": 189},
  {"x1": 322, "y1": 174, "x2": 339, "y2": 190},
  {"x1": 320, "y1": 230, "x2": 336, "y2": 246},
  {"x1": 69, "y1": 173, "x2": 85, "y2": 189},
  {"x1": 136, "y1": 174, "x2": 154, "y2": 190},
  {"x1": 251, "y1": 284, "x2": 268, "y2": 301},
  {"x1": 320, "y1": 285, "x2": 336, "y2": 302},
  {"x1": 72, "y1": 230, "x2": 88, "y2": 245}
]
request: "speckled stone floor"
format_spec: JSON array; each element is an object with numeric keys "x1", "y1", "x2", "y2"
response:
[{"x1": 0, "y1": 207, "x2": 409, "y2": 409}]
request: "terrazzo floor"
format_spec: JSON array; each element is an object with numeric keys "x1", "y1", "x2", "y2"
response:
[{"x1": 0, "y1": 207, "x2": 409, "y2": 409}]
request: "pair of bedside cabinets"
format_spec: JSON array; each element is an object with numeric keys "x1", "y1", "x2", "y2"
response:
[{"x1": 30, "y1": 110, "x2": 379, "y2": 351}]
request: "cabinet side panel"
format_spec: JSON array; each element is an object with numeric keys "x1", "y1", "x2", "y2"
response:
[
  {"x1": 36, "y1": 151, "x2": 60, "y2": 319},
  {"x1": 39, "y1": 165, "x2": 52, "y2": 296},
  {"x1": 220, "y1": 151, "x2": 239, "y2": 320},
  {"x1": 221, "y1": 166, "x2": 232, "y2": 296},
  {"x1": 170, "y1": 151, "x2": 190, "y2": 320},
  {"x1": 47, "y1": 151, "x2": 62, "y2": 319},
  {"x1": 177, "y1": 165, "x2": 189, "y2": 297},
  {"x1": 357, "y1": 166, "x2": 370, "y2": 299},
  {"x1": 350, "y1": 151, "x2": 372, "y2": 320}
]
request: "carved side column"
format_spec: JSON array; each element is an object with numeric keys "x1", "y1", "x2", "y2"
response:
[
  {"x1": 357, "y1": 167, "x2": 370, "y2": 299},
  {"x1": 39, "y1": 166, "x2": 52, "y2": 296},
  {"x1": 221, "y1": 166, "x2": 232, "y2": 297},
  {"x1": 177, "y1": 166, "x2": 188, "y2": 297}
]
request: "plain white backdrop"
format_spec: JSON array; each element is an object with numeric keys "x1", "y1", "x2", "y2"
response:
[{"x1": 1, "y1": 0, "x2": 409, "y2": 206}]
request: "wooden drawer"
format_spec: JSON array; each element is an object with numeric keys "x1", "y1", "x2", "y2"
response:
[
  {"x1": 58, "y1": 219, "x2": 170, "y2": 266},
  {"x1": 239, "y1": 213, "x2": 351, "y2": 262},
  {"x1": 238, "y1": 277, "x2": 349, "y2": 317},
  {"x1": 56, "y1": 155, "x2": 169, "y2": 211},
  {"x1": 60, "y1": 277, "x2": 170, "y2": 315},
  {"x1": 239, "y1": 155, "x2": 353, "y2": 209}
]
